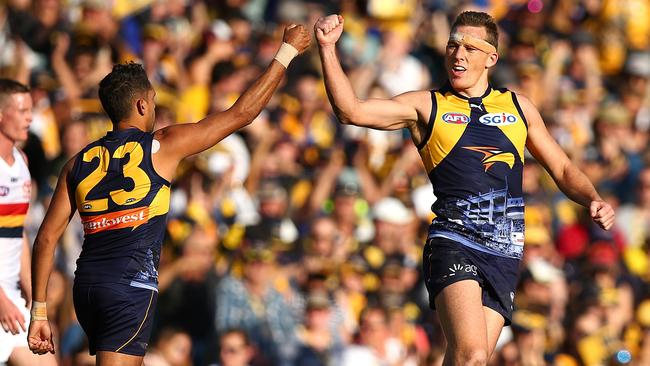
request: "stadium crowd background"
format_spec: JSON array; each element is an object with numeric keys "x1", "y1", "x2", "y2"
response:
[{"x1": 1, "y1": 0, "x2": 650, "y2": 365}]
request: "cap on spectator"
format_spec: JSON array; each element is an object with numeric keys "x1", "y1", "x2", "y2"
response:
[
  {"x1": 306, "y1": 290, "x2": 331, "y2": 310},
  {"x1": 512, "y1": 309, "x2": 547, "y2": 331},
  {"x1": 411, "y1": 184, "x2": 436, "y2": 219},
  {"x1": 143, "y1": 23, "x2": 168, "y2": 42},
  {"x1": 597, "y1": 102, "x2": 632, "y2": 126},
  {"x1": 335, "y1": 169, "x2": 361, "y2": 197},
  {"x1": 210, "y1": 19, "x2": 233, "y2": 41},
  {"x1": 373, "y1": 197, "x2": 414, "y2": 224},
  {"x1": 625, "y1": 52, "x2": 650, "y2": 78},
  {"x1": 381, "y1": 21, "x2": 415, "y2": 41},
  {"x1": 527, "y1": 258, "x2": 562, "y2": 283},
  {"x1": 258, "y1": 181, "x2": 288, "y2": 202},
  {"x1": 243, "y1": 247, "x2": 275, "y2": 263},
  {"x1": 587, "y1": 241, "x2": 619, "y2": 266}
]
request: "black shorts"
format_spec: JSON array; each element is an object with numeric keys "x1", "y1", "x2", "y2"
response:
[
  {"x1": 73, "y1": 282, "x2": 157, "y2": 356},
  {"x1": 422, "y1": 237, "x2": 520, "y2": 325}
]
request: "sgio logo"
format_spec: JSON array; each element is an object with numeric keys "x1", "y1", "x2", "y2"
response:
[
  {"x1": 442, "y1": 112, "x2": 470, "y2": 124},
  {"x1": 479, "y1": 112, "x2": 518, "y2": 126}
]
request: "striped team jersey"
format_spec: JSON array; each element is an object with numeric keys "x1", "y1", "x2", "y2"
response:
[
  {"x1": 68, "y1": 128, "x2": 170, "y2": 291},
  {"x1": 0, "y1": 148, "x2": 31, "y2": 290},
  {"x1": 418, "y1": 84, "x2": 527, "y2": 259}
]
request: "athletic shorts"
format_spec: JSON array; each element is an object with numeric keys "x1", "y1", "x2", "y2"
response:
[
  {"x1": 422, "y1": 237, "x2": 520, "y2": 325},
  {"x1": 73, "y1": 282, "x2": 157, "y2": 356},
  {"x1": 0, "y1": 288, "x2": 29, "y2": 362}
]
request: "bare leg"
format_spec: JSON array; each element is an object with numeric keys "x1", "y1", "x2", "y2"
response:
[
  {"x1": 97, "y1": 351, "x2": 144, "y2": 366},
  {"x1": 436, "y1": 280, "x2": 504, "y2": 366},
  {"x1": 8, "y1": 346, "x2": 57, "y2": 366},
  {"x1": 483, "y1": 306, "x2": 505, "y2": 359}
]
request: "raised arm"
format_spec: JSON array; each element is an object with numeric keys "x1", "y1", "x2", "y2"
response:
[
  {"x1": 522, "y1": 94, "x2": 615, "y2": 230},
  {"x1": 315, "y1": 15, "x2": 429, "y2": 144},
  {"x1": 28, "y1": 157, "x2": 77, "y2": 354},
  {"x1": 152, "y1": 24, "x2": 311, "y2": 180}
]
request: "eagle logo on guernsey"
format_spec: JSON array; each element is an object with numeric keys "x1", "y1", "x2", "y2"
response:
[
  {"x1": 463, "y1": 146, "x2": 515, "y2": 172},
  {"x1": 442, "y1": 112, "x2": 470, "y2": 124},
  {"x1": 81, "y1": 207, "x2": 149, "y2": 235}
]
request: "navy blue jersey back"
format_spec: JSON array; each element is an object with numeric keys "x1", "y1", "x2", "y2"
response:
[{"x1": 68, "y1": 128, "x2": 170, "y2": 290}]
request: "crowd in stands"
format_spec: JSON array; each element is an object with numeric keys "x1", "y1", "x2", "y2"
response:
[{"x1": 1, "y1": 0, "x2": 650, "y2": 365}]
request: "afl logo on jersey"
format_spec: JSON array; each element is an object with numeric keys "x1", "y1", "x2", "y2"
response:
[
  {"x1": 442, "y1": 112, "x2": 470, "y2": 124},
  {"x1": 0, "y1": 186, "x2": 9, "y2": 196},
  {"x1": 479, "y1": 113, "x2": 518, "y2": 126}
]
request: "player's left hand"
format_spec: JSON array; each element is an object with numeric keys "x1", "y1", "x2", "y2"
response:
[
  {"x1": 315, "y1": 14, "x2": 344, "y2": 47},
  {"x1": 27, "y1": 320, "x2": 55, "y2": 355},
  {"x1": 590, "y1": 200, "x2": 615, "y2": 231}
]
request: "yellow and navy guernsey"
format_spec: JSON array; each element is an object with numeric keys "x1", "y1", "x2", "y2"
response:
[
  {"x1": 419, "y1": 84, "x2": 527, "y2": 259},
  {"x1": 68, "y1": 128, "x2": 170, "y2": 291}
]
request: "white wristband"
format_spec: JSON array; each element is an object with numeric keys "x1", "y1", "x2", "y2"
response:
[{"x1": 274, "y1": 42, "x2": 299, "y2": 68}]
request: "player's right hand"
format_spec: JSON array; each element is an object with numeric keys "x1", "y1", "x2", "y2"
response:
[
  {"x1": 27, "y1": 320, "x2": 55, "y2": 355},
  {"x1": 282, "y1": 23, "x2": 311, "y2": 54},
  {"x1": 0, "y1": 294, "x2": 26, "y2": 335},
  {"x1": 315, "y1": 14, "x2": 344, "y2": 47}
]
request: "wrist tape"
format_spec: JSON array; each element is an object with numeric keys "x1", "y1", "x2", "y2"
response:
[
  {"x1": 31, "y1": 301, "x2": 47, "y2": 321},
  {"x1": 274, "y1": 42, "x2": 299, "y2": 68}
]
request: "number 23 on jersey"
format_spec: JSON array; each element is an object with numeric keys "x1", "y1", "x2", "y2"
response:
[{"x1": 75, "y1": 142, "x2": 151, "y2": 213}]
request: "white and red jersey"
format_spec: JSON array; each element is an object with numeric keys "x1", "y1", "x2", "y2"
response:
[{"x1": 0, "y1": 147, "x2": 31, "y2": 291}]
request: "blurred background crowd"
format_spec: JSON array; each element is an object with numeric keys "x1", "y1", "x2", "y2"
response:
[{"x1": 1, "y1": 0, "x2": 650, "y2": 365}]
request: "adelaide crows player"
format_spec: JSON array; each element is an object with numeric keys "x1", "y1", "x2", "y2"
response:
[
  {"x1": 315, "y1": 11, "x2": 615, "y2": 365},
  {"x1": 0, "y1": 80, "x2": 55, "y2": 366},
  {"x1": 27, "y1": 24, "x2": 310, "y2": 366}
]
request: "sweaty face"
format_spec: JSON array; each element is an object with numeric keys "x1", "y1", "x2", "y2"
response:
[
  {"x1": 0, "y1": 93, "x2": 33, "y2": 144},
  {"x1": 445, "y1": 26, "x2": 498, "y2": 94}
]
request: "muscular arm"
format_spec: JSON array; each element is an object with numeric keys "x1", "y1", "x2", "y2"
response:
[
  {"x1": 316, "y1": 16, "x2": 426, "y2": 142},
  {"x1": 31, "y1": 158, "x2": 77, "y2": 303},
  {"x1": 319, "y1": 44, "x2": 421, "y2": 130},
  {"x1": 522, "y1": 94, "x2": 615, "y2": 229},
  {"x1": 153, "y1": 25, "x2": 310, "y2": 181},
  {"x1": 154, "y1": 61, "x2": 284, "y2": 170}
]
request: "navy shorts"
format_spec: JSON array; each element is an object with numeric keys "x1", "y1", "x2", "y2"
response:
[
  {"x1": 422, "y1": 237, "x2": 520, "y2": 325},
  {"x1": 73, "y1": 282, "x2": 157, "y2": 356}
]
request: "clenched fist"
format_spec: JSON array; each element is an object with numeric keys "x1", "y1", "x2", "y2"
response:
[
  {"x1": 590, "y1": 200, "x2": 615, "y2": 231},
  {"x1": 315, "y1": 14, "x2": 344, "y2": 47},
  {"x1": 282, "y1": 24, "x2": 311, "y2": 54}
]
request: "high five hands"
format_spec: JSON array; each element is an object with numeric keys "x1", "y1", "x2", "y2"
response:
[
  {"x1": 282, "y1": 23, "x2": 311, "y2": 54},
  {"x1": 315, "y1": 14, "x2": 344, "y2": 47}
]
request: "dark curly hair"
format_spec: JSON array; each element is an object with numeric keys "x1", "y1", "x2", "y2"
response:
[{"x1": 98, "y1": 62, "x2": 152, "y2": 125}]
